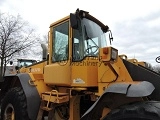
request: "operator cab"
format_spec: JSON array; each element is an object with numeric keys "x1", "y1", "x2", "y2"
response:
[
  {"x1": 50, "y1": 9, "x2": 110, "y2": 63},
  {"x1": 44, "y1": 9, "x2": 114, "y2": 86}
]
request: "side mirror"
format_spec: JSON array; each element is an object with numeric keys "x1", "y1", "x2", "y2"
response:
[
  {"x1": 15, "y1": 66, "x2": 19, "y2": 70},
  {"x1": 10, "y1": 61, "x2": 13, "y2": 65},
  {"x1": 70, "y1": 13, "x2": 78, "y2": 29}
]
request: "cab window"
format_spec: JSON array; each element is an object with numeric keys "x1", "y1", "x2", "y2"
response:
[{"x1": 52, "y1": 21, "x2": 69, "y2": 62}]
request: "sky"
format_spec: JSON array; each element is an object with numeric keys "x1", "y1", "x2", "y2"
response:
[{"x1": 0, "y1": 0, "x2": 160, "y2": 66}]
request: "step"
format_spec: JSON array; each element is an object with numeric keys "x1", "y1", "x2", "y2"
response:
[
  {"x1": 40, "y1": 106, "x2": 52, "y2": 111},
  {"x1": 42, "y1": 92, "x2": 69, "y2": 103}
]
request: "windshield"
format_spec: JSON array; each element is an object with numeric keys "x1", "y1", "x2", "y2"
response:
[
  {"x1": 17, "y1": 60, "x2": 37, "y2": 68},
  {"x1": 73, "y1": 18, "x2": 107, "y2": 61}
]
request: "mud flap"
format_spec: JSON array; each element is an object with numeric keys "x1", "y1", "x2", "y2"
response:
[
  {"x1": 80, "y1": 81, "x2": 155, "y2": 120},
  {"x1": 17, "y1": 73, "x2": 41, "y2": 120}
]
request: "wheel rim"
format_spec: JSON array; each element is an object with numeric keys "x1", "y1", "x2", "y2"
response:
[{"x1": 4, "y1": 103, "x2": 15, "y2": 120}]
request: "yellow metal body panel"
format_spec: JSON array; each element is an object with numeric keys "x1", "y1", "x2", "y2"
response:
[
  {"x1": 119, "y1": 55, "x2": 146, "y2": 67},
  {"x1": 19, "y1": 61, "x2": 52, "y2": 95},
  {"x1": 50, "y1": 16, "x2": 69, "y2": 28},
  {"x1": 44, "y1": 63, "x2": 71, "y2": 86},
  {"x1": 71, "y1": 58, "x2": 98, "y2": 87},
  {"x1": 97, "y1": 56, "x2": 133, "y2": 95},
  {"x1": 69, "y1": 96, "x2": 81, "y2": 120},
  {"x1": 98, "y1": 64, "x2": 117, "y2": 83},
  {"x1": 98, "y1": 57, "x2": 133, "y2": 83},
  {"x1": 28, "y1": 73, "x2": 52, "y2": 96},
  {"x1": 128, "y1": 59, "x2": 138, "y2": 65},
  {"x1": 20, "y1": 61, "x2": 47, "y2": 74},
  {"x1": 138, "y1": 61, "x2": 146, "y2": 67},
  {"x1": 113, "y1": 57, "x2": 133, "y2": 82}
]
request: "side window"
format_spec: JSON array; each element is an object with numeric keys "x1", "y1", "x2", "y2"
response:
[
  {"x1": 52, "y1": 21, "x2": 69, "y2": 62},
  {"x1": 73, "y1": 29, "x2": 83, "y2": 61}
]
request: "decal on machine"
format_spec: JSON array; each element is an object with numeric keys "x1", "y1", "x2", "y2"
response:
[
  {"x1": 30, "y1": 68, "x2": 41, "y2": 72},
  {"x1": 73, "y1": 78, "x2": 85, "y2": 84}
]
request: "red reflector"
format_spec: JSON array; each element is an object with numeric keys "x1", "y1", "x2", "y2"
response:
[{"x1": 103, "y1": 47, "x2": 108, "y2": 54}]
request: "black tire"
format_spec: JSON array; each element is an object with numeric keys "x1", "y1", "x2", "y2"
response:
[
  {"x1": 103, "y1": 101, "x2": 160, "y2": 120},
  {"x1": 1, "y1": 87, "x2": 30, "y2": 120}
]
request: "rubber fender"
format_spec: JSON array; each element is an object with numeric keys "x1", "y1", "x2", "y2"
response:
[
  {"x1": 123, "y1": 59, "x2": 160, "y2": 100},
  {"x1": 16, "y1": 73, "x2": 40, "y2": 120},
  {"x1": 106, "y1": 81, "x2": 155, "y2": 97},
  {"x1": 81, "y1": 81, "x2": 155, "y2": 120}
]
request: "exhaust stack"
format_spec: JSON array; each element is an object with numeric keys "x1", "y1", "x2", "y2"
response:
[{"x1": 41, "y1": 44, "x2": 48, "y2": 60}]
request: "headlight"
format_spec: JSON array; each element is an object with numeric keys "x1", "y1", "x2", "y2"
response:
[
  {"x1": 111, "y1": 48, "x2": 118, "y2": 60},
  {"x1": 100, "y1": 47, "x2": 118, "y2": 62}
]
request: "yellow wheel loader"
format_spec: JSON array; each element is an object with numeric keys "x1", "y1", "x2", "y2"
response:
[{"x1": 1, "y1": 9, "x2": 160, "y2": 120}]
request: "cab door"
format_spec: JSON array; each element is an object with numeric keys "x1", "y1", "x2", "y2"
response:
[{"x1": 44, "y1": 18, "x2": 71, "y2": 86}]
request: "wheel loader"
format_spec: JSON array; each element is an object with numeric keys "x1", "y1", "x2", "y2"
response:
[
  {"x1": 2, "y1": 59, "x2": 37, "y2": 76},
  {"x1": 0, "y1": 9, "x2": 160, "y2": 120}
]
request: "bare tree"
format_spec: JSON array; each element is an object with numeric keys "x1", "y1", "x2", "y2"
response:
[
  {"x1": 42, "y1": 34, "x2": 48, "y2": 44},
  {"x1": 0, "y1": 13, "x2": 39, "y2": 80},
  {"x1": 145, "y1": 62, "x2": 153, "y2": 70},
  {"x1": 153, "y1": 65, "x2": 160, "y2": 74},
  {"x1": 26, "y1": 34, "x2": 48, "y2": 61}
]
